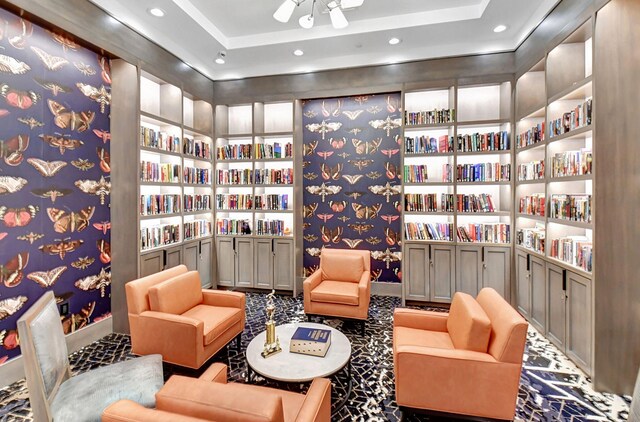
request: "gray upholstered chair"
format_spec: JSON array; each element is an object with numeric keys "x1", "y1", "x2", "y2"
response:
[{"x1": 17, "y1": 291, "x2": 164, "y2": 422}]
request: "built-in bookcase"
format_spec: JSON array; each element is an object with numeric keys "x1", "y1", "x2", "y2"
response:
[
  {"x1": 214, "y1": 101, "x2": 295, "y2": 291},
  {"x1": 514, "y1": 20, "x2": 594, "y2": 374},
  {"x1": 137, "y1": 71, "x2": 214, "y2": 285}
]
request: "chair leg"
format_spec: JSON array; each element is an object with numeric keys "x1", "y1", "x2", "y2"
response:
[{"x1": 361, "y1": 320, "x2": 366, "y2": 336}]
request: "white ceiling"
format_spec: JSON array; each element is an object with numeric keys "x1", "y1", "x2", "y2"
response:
[{"x1": 88, "y1": 0, "x2": 559, "y2": 81}]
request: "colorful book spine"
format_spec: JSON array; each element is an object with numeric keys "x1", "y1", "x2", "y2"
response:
[
  {"x1": 139, "y1": 194, "x2": 180, "y2": 216},
  {"x1": 517, "y1": 122, "x2": 545, "y2": 148},
  {"x1": 215, "y1": 194, "x2": 252, "y2": 210},
  {"x1": 254, "y1": 168, "x2": 294, "y2": 185},
  {"x1": 404, "y1": 222, "x2": 454, "y2": 241},
  {"x1": 517, "y1": 223, "x2": 546, "y2": 253},
  {"x1": 551, "y1": 150, "x2": 593, "y2": 177},
  {"x1": 404, "y1": 135, "x2": 453, "y2": 154},
  {"x1": 519, "y1": 194, "x2": 545, "y2": 216},
  {"x1": 255, "y1": 142, "x2": 292, "y2": 159},
  {"x1": 254, "y1": 194, "x2": 289, "y2": 211},
  {"x1": 456, "y1": 131, "x2": 510, "y2": 152},
  {"x1": 255, "y1": 219, "x2": 286, "y2": 236},
  {"x1": 456, "y1": 163, "x2": 510, "y2": 182},
  {"x1": 183, "y1": 167, "x2": 211, "y2": 185},
  {"x1": 517, "y1": 160, "x2": 545, "y2": 181},
  {"x1": 216, "y1": 218, "x2": 252, "y2": 235},
  {"x1": 456, "y1": 194, "x2": 496, "y2": 213},
  {"x1": 217, "y1": 168, "x2": 253, "y2": 185},
  {"x1": 140, "y1": 223, "x2": 180, "y2": 250},
  {"x1": 404, "y1": 193, "x2": 455, "y2": 212},
  {"x1": 140, "y1": 161, "x2": 180, "y2": 183},
  {"x1": 140, "y1": 127, "x2": 181, "y2": 153},
  {"x1": 217, "y1": 144, "x2": 253, "y2": 160},
  {"x1": 550, "y1": 236, "x2": 592, "y2": 272},
  {"x1": 183, "y1": 137, "x2": 211, "y2": 159},
  {"x1": 183, "y1": 219, "x2": 212, "y2": 240},
  {"x1": 548, "y1": 98, "x2": 592, "y2": 138},
  {"x1": 183, "y1": 194, "x2": 211, "y2": 212},
  {"x1": 404, "y1": 165, "x2": 429, "y2": 183},
  {"x1": 456, "y1": 223, "x2": 510, "y2": 243},
  {"x1": 404, "y1": 108, "x2": 455, "y2": 125},
  {"x1": 549, "y1": 194, "x2": 591, "y2": 222}
]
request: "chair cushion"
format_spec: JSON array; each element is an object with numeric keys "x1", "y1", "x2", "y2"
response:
[
  {"x1": 310, "y1": 280, "x2": 359, "y2": 305},
  {"x1": 182, "y1": 304, "x2": 243, "y2": 346},
  {"x1": 149, "y1": 271, "x2": 203, "y2": 315},
  {"x1": 51, "y1": 354, "x2": 164, "y2": 422},
  {"x1": 237, "y1": 384, "x2": 305, "y2": 422},
  {"x1": 394, "y1": 326, "x2": 454, "y2": 350},
  {"x1": 320, "y1": 251, "x2": 364, "y2": 282},
  {"x1": 447, "y1": 292, "x2": 492, "y2": 353}
]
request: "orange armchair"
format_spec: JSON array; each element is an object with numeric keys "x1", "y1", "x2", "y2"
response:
[
  {"x1": 393, "y1": 288, "x2": 528, "y2": 421},
  {"x1": 303, "y1": 248, "x2": 371, "y2": 334},
  {"x1": 103, "y1": 363, "x2": 331, "y2": 422},
  {"x1": 126, "y1": 267, "x2": 245, "y2": 369}
]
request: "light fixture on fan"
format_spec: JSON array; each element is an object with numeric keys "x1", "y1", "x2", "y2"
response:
[{"x1": 273, "y1": 0, "x2": 363, "y2": 29}]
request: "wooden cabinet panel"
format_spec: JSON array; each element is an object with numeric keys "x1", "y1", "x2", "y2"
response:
[
  {"x1": 254, "y1": 239, "x2": 273, "y2": 289},
  {"x1": 405, "y1": 244, "x2": 429, "y2": 301},
  {"x1": 216, "y1": 237, "x2": 235, "y2": 287},
  {"x1": 183, "y1": 241, "x2": 199, "y2": 272},
  {"x1": 546, "y1": 262, "x2": 566, "y2": 349},
  {"x1": 165, "y1": 246, "x2": 182, "y2": 270},
  {"x1": 430, "y1": 245, "x2": 455, "y2": 303},
  {"x1": 456, "y1": 246, "x2": 482, "y2": 297},
  {"x1": 139, "y1": 251, "x2": 163, "y2": 278},
  {"x1": 515, "y1": 250, "x2": 530, "y2": 318},
  {"x1": 235, "y1": 238, "x2": 254, "y2": 287},
  {"x1": 273, "y1": 239, "x2": 294, "y2": 291},
  {"x1": 198, "y1": 239, "x2": 213, "y2": 288},
  {"x1": 567, "y1": 271, "x2": 592, "y2": 373},
  {"x1": 530, "y1": 255, "x2": 546, "y2": 334},
  {"x1": 482, "y1": 246, "x2": 510, "y2": 299}
]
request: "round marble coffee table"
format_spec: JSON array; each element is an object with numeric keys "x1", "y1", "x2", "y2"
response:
[{"x1": 245, "y1": 322, "x2": 352, "y2": 414}]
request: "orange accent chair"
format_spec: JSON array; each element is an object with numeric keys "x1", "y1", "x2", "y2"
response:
[
  {"x1": 126, "y1": 266, "x2": 246, "y2": 369},
  {"x1": 102, "y1": 363, "x2": 332, "y2": 422},
  {"x1": 303, "y1": 248, "x2": 371, "y2": 334},
  {"x1": 393, "y1": 287, "x2": 528, "y2": 421}
]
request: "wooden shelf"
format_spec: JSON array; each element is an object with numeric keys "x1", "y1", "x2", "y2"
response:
[
  {"x1": 216, "y1": 209, "x2": 253, "y2": 213},
  {"x1": 254, "y1": 209, "x2": 293, "y2": 213},
  {"x1": 183, "y1": 183, "x2": 212, "y2": 188},
  {"x1": 547, "y1": 256, "x2": 592, "y2": 279},
  {"x1": 183, "y1": 126, "x2": 213, "y2": 137},
  {"x1": 404, "y1": 152, "x2": 454, "y2": 158},
  {"x1": 404, "y1": 122, "x2": 455, "y2": 130},
  {"x1": 403, "y1": 239, "x2": 455, "y2": 244},
  {"x1": 255, "y1": 131, "x2": 293, "y2": 137},
  {"x1": 516, "y1": 213, "x2": 545, "y2": 221},
  {"x1": 216, "y1": 159, "x2": 253, "y2": 163},
  {"x1": 457, "y1": 149, "x2": 511, "y2": 156},
  {"x1": 516, "y1": 141, "x2": 546, "y2": 153},
  {"x1": 456, "y1": 181, "x2": 511, "y2": 186},
  {"x1": 140, "y1": 110, "x2": 182, "y2": 127},
  {"x1": 140, "y1": 213, "x2": 181, "y2": 220},
  {"x1": 404, "y1": 211, "x2": 454, "y2": 216},
  {"x1": 548, "y1": 76, "x2": 592, "y2": 104},
  {"x1": 404, "y1": 182, "x2": 454, "y2": 187},
  {"x1": 548, "y1": 174, "x2": 592, "y2": 182},
  {"x1": 547, "y1": 218, "x2": 592, "y2": 229},
  {"x1": 457, "y1": 211, "x2": 511, "y2": 216},
  {"x1": 140, "y1": 181, "x2": 180, "y2": 186},
  {"x1": 140, "y1": 242, "x2": 182, "y2": 254},
  {"x1": 517, "y1": 179, "x2": 545, "y2": 185},
  {"x1": 547, "y1": 125, "x2": 592, "y2": 144},
  {"x1": 254, "y1": 157, "x2": 294, "y2": 162},
  {"x1": 183, "y1": 210, "x2": 213, "y2": 216},
  {"x1": 515, "y1": 244, "x2": 546, "y2": 259},
  {"x1": 218, "y1": 133, "x2": 253, "y2": 138},
  {"x1": 184, "y1": 155, "x2": 213, "y2": 163},
  {"x1": 456, "y1": 118, "x2": 510, "y2": 127},
  {"x1": 140, "y1": 146, "x2": 182, "y2": 157},
  {"x1": 516, "y1": 105, "x2": 546, "y2": 121}
]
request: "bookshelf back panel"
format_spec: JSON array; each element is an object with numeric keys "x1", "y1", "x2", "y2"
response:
[
  {"x1": 140, "y1": 76, "x2": 161, "y2": 116},
  {"x1": 405, "y1": 89, "x2": 452, "y2": 112},
  {"x1": 264, "y1": 102, "x2": 294, "y2": 133},
  {"x1": 516, "y1": 71, "x2": 546, "y2": 118},
  {"x1": 160, "y1": 84, "x2": 183, "y2": 123},
  {"x1": 228, "y1": 105, "x2": 253, "y2": 134},
  {"x1": 194, "y1": 100, "x2": 214, "y2": 133},
  {"x1": 183, "y1": 97, "x2": 194, "y2": 128},
  {"x1": 457, "y1": 85, "x2": 504, "y2": 122}
]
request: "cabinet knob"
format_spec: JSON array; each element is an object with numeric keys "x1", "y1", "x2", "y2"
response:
[
  {"x1": 483, "y1": 263, "x2": 487, "y2": 269},
  {"x1": 430, "y1": 260, "x2": 434, "y2": 266}
]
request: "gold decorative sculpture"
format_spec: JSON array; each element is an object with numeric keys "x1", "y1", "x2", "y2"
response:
[{"x1": 261, "y1": 290, "x2": 281, "y2": 358}]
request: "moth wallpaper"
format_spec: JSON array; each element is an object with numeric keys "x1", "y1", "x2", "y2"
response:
[
  {"x1": 302, "y1": 93, "x2": 403, "y2": 283},
  {"x1": 0, "y1": 8, "x2": 111, "y2": 364}
]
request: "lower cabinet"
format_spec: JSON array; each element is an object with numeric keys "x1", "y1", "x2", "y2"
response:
[
  {"x1": 516, "y1": 250, "x2": 530, "y2": 318},
  {"x1": 530, "y1": 255, "x2": 546, "y2": 333},
  {"x1": 183, "y1": 239, "x2": 214, "y2": 288},
  {"x1": 566, "y1": 271, "x2": 592, "y2": 372},
  {"x1": 430, "y1": 244, "x2": 455, "y2": 302},
  {"x1": 139, "y1": 245, "x2": 182, "y2": 278},
  {"x1": 456, "y1": 245, "x2": 510, "y2": 299},
  {"x1": 215, "y1": 236, "x2": 294, "y2": 291},
  {"x1": 546, "y1": 262, "x2": 566, "y2": 349}
]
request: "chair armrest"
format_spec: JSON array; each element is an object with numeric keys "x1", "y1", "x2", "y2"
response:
[
  {"x1": 393, "y1": 308, "x2": 449, "y2": 332},
  {"x1": 198, "y1": 362, "x2": 227, "y2": 384},
  {"x1": 303, "y1": 270, "x2": 323, "y2": 291},
  {"x1": 102, "y1": 400, "x2": 203, "y2": 422},
  {"x1": 295, "y1": 378, "x2": 331, "y2": 422},
  {"x1": 138, "y1": 311, "x2": 203, "y2": 348},
  {"x1": 201, "y1": 289, "x2": 245, "y2": 309},
  {"x1": 358, "y1": 271, "x2": 370, "y2": 292}
]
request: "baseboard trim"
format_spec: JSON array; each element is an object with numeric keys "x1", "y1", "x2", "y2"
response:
[
  {"x1": 371, "y1": 281, "x2": 402, "y2": 297},
  {"x1": 0, "y1": 316, "x2": 113, "y2": 389}
]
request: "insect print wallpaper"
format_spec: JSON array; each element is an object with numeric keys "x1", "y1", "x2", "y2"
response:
[
  {"x1": 0, "y1": 8, "x2": 111, "y2": 364},
  {"x1": 302, "y1": 93, "x2": 403, "y2": 283}
]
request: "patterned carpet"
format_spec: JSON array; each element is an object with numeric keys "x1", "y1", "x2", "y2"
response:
[{"x1": 0, "y1": 293, "x2": 631, "y2": 421}]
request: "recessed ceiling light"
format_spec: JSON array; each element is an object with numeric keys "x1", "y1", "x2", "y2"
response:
[
  {"x1": 215, "y1": 51, "x2": 226, "y2": 65},
  {"x1": 215, "y1": 57, "x2": 225, "y2": 64},
  {"x1": 388, "y1": 37, "x2": 401, "y2": 45},
  {"x1": 148, "y1": 8, "x2": 165, "y2": 17},
  {"x1": 293, "y1": 49, "x2": 304, "y2": 56},
  {"x1": 493, "y1": 24, "x2": 507, "y2": 33}
]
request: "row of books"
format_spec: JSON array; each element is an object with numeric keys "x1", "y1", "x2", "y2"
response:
[
  {"x1": 255, "y1": 143, "x2": 293, "y2": 159},
  {"x1": 517, "y1": 160, "x2": 545, "y2": 181},
  {"x1": 184, "y1": 219, "x2": 212, "y2": 240},
  {"x1": 217, "y1": 144, "x2": 252, "y2": 160},
  {"x1": 404, "y1": 222, "x2": 453, "y2": 241},
  {"x1": 517, "y1": 223, "x2": 545, "y2": 254},
  {"x1": 550, "y1": 236, "x2": 592, "y2": 272},
  {"x1": 404, "y1": 164, "x2": 430, "y2": 183},
  {"x1": 456, "y1": 193, "x2": 496, "y2": 213},
  {"x1": 517, "y1": 122, "x2": 545, "y2": 149},
  {"x1": 405, "y1": 109, "x2": 455, "y2": 125},
  {"x1": 140, "y1": 194, "x2": 180, "y2": 216},
  {"x1": 549, "y1": 98, "x2": 592, "y2": 138},
  {"x1": 183, "y1": 167, "x2": 210, "y2": 185},
  {"x1": 184, "y1": 194, "x2": 211, "y2": 212},
  {"x1": 456, "y1": 163, "x2": 511, "y2": 182},
  {"x1": 456, "y1": 131, "x2": 510, "y2": 152},
  {"x1": 457, "y1": 223, "x2": 511, "y2": 243},
  {"x1": 140, "y1": 127, "x2": 181, "y2": 153},
  {"x1": 254, "y1": 194, "x2": 290, "y2": 211},
  {"x1": 215, "y1": 194, "x2": 252, "y2": 210},
  {"x1": 183, "y1": 138, "x2": 211, "y2": 160},
  {"x1": 140, "y1": 162, "x2": 180, "y2": 183},
  {"x1": 254, "y1": 168, "x2": 294, "y2": 185},
  {"x1": 140, "y1": 223, "x2": 180, "y2": 250},
  {"x1": 404, "y1": 135, "x2": 453, "y2": 154},
  {"x1": 549, "y1": 194, "x2": 591, "y2": 222},
  {"x1": 217, "y1": 168, "x2": 253, "y2": 185},
  {"x1": 519, "y1": 194, "x2": 545, "y2": 216},
  {"x1": 404, "y1": 193, "x2": 454, "y2": 213},
  {"x1": 216, "y1": 219, "x2": 252, "y2": 235},
  {"x1": 551, "y1": 150, "x2": 592, "y2": 178},
  {"x1": 255, "y1": 219, "x2": 287, "y2": 236}
]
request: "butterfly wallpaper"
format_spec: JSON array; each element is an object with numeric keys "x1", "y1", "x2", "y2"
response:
[
  {"x1": 303, "y1": 94, "x2": 402, "y2": 283},
  {"x1": 0, "y1": 8, "x2": 111, "y2": 364}
]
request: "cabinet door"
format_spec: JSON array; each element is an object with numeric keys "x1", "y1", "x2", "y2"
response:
[
  {"x1": 530, "y1": 255, "x2": 546, "y2": 334},
  {"x1": 165, "y1": 246, "x2": 182, "y2": 270},
  {"x1": 198, "y1": 239, "x2": 213, "y2": 288},
  {"x1": 567, "y1": 271, "x2": 592, "y2": 373},
  {"x1": 516, "y1": 250, "x2": 530, "y2": 318},
  {"x1": 404, "y1": 244, "x2": 429, "y2": 301},
  {"x1": 430, "y1": 245, "x2": 455, "y2": 303},
  {"x1": 254, "y1": 239, "x2": 273, "y2": 289},
  {"x1": 482, "y1": 247, "x2": 510, "y2": 299},
  {"x1": 140, "y1": 251, "x2": 163, "y2": 277},
  {"x1": 455, "y1": 246, "x2": 482, "y2": 296},
  {"x1": 183, "y1": 241, "x2": 199, "y2": 272},
  {"x1": 273, "y1": 239, "x2": 294, "y2": 291},
  {"x1": 546, "y1": 262, "x2": 566, "y2": 349},
  {"x1": 235, "y1": 238, "x2": 254, "y2": 287},
  {"x1": 216, "y1": 237, "x2": 235, "y2": 287}
]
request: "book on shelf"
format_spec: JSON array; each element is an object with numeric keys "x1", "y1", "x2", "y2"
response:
[
  {"x1": 217, "y1": 144, "x2": 252, "y2": 160},
  {"x1": 404, "y1": 135, "x2": 453, "y2": 154},
  {"x1": 404, "y1": 193, "x2": 454, "y2": 213},
  {"x1": 216, "y1": 218, "x2": 252, "y2": 235},
  {"x1": 140, "y1": 223, "x2": 180, "y2": 250},
  {"x1": 140, "y1": 161, "x2": 180, "y2": 183},
  {"x1": 217, "y1": 168, "x2": 253, "y2": 185},
  {"x1": 183, "y1": 137, "x2": 211, "y2": 160},
  {"x1": 456, "y1": 163, "x2": 510, "y2": 182},
  {"x1": 550, "y1": 236, "x2": 592, "y2": 272},
  {"x1": 183, "y1": 194, "x2": 211, "y2": 213},
  {"x1": 457, "y1": 223, "x2": 510, "y2": 243},
  {"x1": 140, "y1": 126, "x2": 181, "y2": 153},
  {"x1": 517, "y1": 223, "x2": 545, "y2": 254},
  {"x1": 549, "y1": 98, "x2": 592, "y2": 138},
  {"x1": 457, "y1": 131, "x2": 509, "y2": 152},
  {"x1": 519, "y1": 194, "x2": 545, "y2": 216},
  {"x1": 184, "y1": 219, "x2": 212, "y2": 240},
  {"x1": 517, "y1": 123, "x2": 545, "y2": 149},
  {"x1": 183, "y1": 167, "x2": 211, "y2": 185},
  {"x1": 404, "y1": 222, "x2": 453, "y2": 241},
  {"x1": 551, "y1": 149, "x2": 592, "y2": 178},
  {"x1": 289, "y1": 327, "x2": 331, "y2": 357},
  {"x1": 140, "y1": 194, "x2": 180, "y2": 216},
  {"x1": 254, "y1": 168, "x2": 293, "y2": 185},
  {"x1": 254, "y1": 194, "x2": 289, "y2": 211},
  {"x1": 456, "y1": 194, "x2": 495, "y2": 213},
  {"x1": 549, "y1": 194, "x2": 591, "y2": 222},
  {"x1": 255, "y1": 219, "x2": 287, "y2": 236},
  {"x1": 517, "y1": 160, "x2": 545, "y2": 181},
  {"x1": 215, "y1": 193, "x2": 253, "y2": 210},
  {"x1": 404, "y1": 109, "x2": 455, "y2": 125}
]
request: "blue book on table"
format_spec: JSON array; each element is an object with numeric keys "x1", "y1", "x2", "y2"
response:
[{"x1": 290, "y1": 327, "x2": 332, "y2": 357}]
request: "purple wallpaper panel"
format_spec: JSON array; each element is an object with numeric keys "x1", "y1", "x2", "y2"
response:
[
  {"x1": 302, "y1": 93, "x2": 402, "y2": 283},
  {"x1": 0, "y1": 8, "x2": 111, "y2": 364}
]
